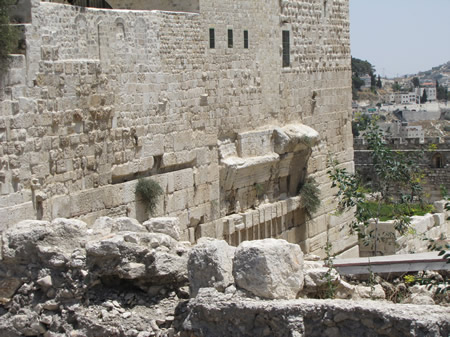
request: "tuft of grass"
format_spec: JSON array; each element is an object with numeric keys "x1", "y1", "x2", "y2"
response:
[
  {"x1": 364, "y1": 201, "x2": 434, "y2": 221},
  {"x1": 299, "y1": 177, "x2": 321, "y2": 216},
  {"x1": 135, "y1": 178, "x2": 163, "y2": 215}
]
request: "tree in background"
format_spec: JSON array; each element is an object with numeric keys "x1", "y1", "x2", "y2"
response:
[
  {"x1": 352, "y1": 57, "x2": 377, "y2": 100},
  {"x1": 370, "y1": 71, "x2": 376, "y2": 89},
  {"x1": 392, "y1": 82, "x2": 402, "y2": 92},
  {"x1": 412, "y1": 77, "x2": 420, "y2": 88},
  {"x1": 420, "y1": 89, "x2": 428, "y2": 104},
  {"x1": 436, "y1": 80, "x2": 448, "y2": 101},
  {"x1": 352, "y1": 57, "x2": 375, "y2": 77},
  {"x1": 376, "y1": 75, "x2": 382, "y2": 89},
  {"x1": 0, "y1": 0, "x2": 18, "y2": 73}
]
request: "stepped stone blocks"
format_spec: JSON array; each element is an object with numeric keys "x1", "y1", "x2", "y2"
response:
[{"x1": 0, "y1": 0, "x2": 355, "y2": 255}]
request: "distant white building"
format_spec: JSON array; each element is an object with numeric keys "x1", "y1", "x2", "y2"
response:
[
  {"x1": 377, "y1": 121, "x2": 424, "y2": 143},
  {"x1": 400, "y1": 125, "x2": 424, "y2": 143},
  {"x1": 388, "y1": 86, "x2": 436, "y2": 104},
  {"x1": 415, "y1": 87, "x2": 437, "y2": 102},
  {"x1": 387, "y1": 92, "x2": 418, "y2": 104}
]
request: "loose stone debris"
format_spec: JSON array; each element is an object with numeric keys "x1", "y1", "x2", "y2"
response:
[{"x1": 0, "y1": 217, "x2": 449, "y2": 337}]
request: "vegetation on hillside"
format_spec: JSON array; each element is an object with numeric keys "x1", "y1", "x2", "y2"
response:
[
  {"x1": 351, "y1": 57, "x2": 382, "y2": 100},
  {"x1": 0, "y1": 0, "x2": 19, "y2": 73}
]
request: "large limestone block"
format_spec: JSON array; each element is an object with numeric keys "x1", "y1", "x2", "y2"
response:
[
  {"x1": 221, "y1": 154, "x2": 279, "y2": 190},
  {"x1": 144, "y1": 217, "x2": 181, "y2": 240},
  {"x1": 233, "y1": 239, "x2": 304, "y2": 299},
  {"x1": 86, "y1": 232, "x2": 189, "y2": 289},
  {"x1": 2, "y1": 219, "x2": 91, "y2": 265},
  {"x1": 273, "y1": 124, "x2": 319, "y2": 155},
  {"x1": 1, "y1": 220, "x2": 51, "y2": 263},
  {"x1": 433, "y1": 200, "x2": 446, "y2": 213},
  {"x1": 114, "y1": 217, "x2": 146, "y2": 233},
  {"x1": 188, "y1": 238, "x2": 236, "y2": 297},
  {"x1": 236, "y1": 129, "x2": 274, "y2": 158}
]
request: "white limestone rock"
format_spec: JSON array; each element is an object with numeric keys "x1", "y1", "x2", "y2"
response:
[
  {"x1": 85, "y1": 232, "x2": 189, "y2": 289},
  {"x1": 303, "y1": 267, "x2": 340, "y2": 289},
  {"x1": 114, "y1": 217, "x2": 147, "y2": 233},
  {"x1": 188, "y1": 238, "x2": 236, "y2": 297},
  {"x1": 2, "y1": 219, "x2": 89, "y2": 266},
  {"x1": 433, "y1": 200, "x2": 446, "y2": 213},
  {"x1": 335, "y1": 280, "x2": 355, "y2": 299},
  {"x1": 1, "y1": 220, "x2": 52, "y2": 263},
  {"x1": 233, "y1": 238, "x2": 304, "y2": 299},
  {"x1": 144, "y1": 217, "x2": 181, "y2": 241},
  {"x1": 353, "y1": 284, "x2": 386, "y2": 300},
  {"x1": 273, "y1": 124, "x2": 319, "y2": 154}
]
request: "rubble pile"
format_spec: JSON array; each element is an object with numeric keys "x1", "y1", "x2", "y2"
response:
[
  {"x1": 0, "y1": 217, "x2": 191, "y2": 337},
  {"x1": 0, "y1": 217, "x2": 448, "y2": 337}
]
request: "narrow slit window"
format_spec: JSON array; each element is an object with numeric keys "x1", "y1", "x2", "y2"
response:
[
  {"x1": 228, "y1": 29, "x2": 233, "y2": 48},
  {"x1": 282, "y1": 30, "x2": 290, "y2": 67},
  {"x1": 244, "y1": 30, "x2": 249, "y2": 49},
  {"x1": 209, "y1": 28, "x2": 215, "y2": 49}
]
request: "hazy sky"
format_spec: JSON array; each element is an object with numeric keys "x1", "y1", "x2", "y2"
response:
[{"x1": 350, "y1": 0, "x2": 450, "y2": 78}]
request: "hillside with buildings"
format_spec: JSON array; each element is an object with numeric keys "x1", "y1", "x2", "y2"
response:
[{"x1": 352, "y1": 60, "x2": 449, "y2": 201}]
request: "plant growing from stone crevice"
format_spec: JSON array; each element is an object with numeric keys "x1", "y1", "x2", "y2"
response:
[
  {"x1": 135, "y1": 178, "x2": 163, "y2": 215},
  {"x1": 322, "y1": 242, "x2": 337, "y2": 299},
  {"x1": 298, "y1": 177, "x2": 321, "y2": 217}
]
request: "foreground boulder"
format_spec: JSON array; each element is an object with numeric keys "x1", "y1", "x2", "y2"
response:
[
  {"x1": 0, "y1": 216, "x2": 192, "y2": 337},
  {"x1": 86, "y1": 232, "x2": 190, "y2": 290},
  {"x1": 144, "y1": 217, "x2": 181, "y2": 240},
  {"x1": 188, "y1": 238, "x2": 236, "y2": 297},
  {"x1": 233, "y1": 238, "x2": 304, "y2": 299}
]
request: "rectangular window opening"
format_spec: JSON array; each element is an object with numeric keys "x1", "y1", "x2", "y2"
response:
[
  {"x1": 228, "y1": 29, "x2": 233, "y2": 48},
  {"x1": 209, "y1": 28, "x2": 215, "y2": 49},
  {"x1": 282, "y1": 30, "x2": 290, "y2": 67},
  {"x1": 244, "y1": 30, "x2": 249, "y2": 49}
]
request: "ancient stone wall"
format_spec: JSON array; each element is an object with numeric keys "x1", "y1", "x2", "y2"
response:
[
  {"x1": 0, "y1": 0, "x2": 354, "y2": 257},
  {"x1": 107, "y1": 0, "x2": 200, "y2": 12},
  {"x1": 183, "y1": 288, "x2": 450, "y2": 337}
]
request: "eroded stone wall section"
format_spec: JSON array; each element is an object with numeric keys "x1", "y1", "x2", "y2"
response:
[{"x1": 0, "y1": 0, "x2": 355, "y2": 257}]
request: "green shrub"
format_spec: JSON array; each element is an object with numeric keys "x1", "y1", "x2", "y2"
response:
[
  {"x1": 0, "y1": 0, "x2": 19, "y2": 73},
  {"x1": 364, "y1": 201, "x2": 434, "y2": 221},
  {"x1": 299, "y1": 177, "x2": 321, "y2": 216},
  {"x1": 135, "y1": 178, "x2": 163, "y2": 215}
]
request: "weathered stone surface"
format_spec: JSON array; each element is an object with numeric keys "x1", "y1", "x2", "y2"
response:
[
  {"x1": 182, "y1": 288, "x2": 450, "y2": 337},
  {"x1": 113, "y1": 217, "x2": 147, "y2": 233},
  {"x1": 303, "y1": 267, "x2": 340, "y2": 290},
  {"x1": 0, "y1": 277, "x2": 23, "y2": 303},
  {"x1": 0, "y1": 0, "x2": 356, "y2": 260},
  {"x1": 1, "y1": 218, "x2": 93, "y2": 266},
  {"x1": 188, "y1": 238, "x2": 235, "y2": 297},
  {"x1": 85, "y1": 232, "x2": 189, "y2": 289},
  {"x1": 144, "y1": 217, "x2": 181, "y2": 241},
  {"x1": 353, "y1": 284, "x2": 386, "y2": 300},
  {"x1": 273, "y1": 124, "x2": 320, "y2": 154},
  {"x1": 233, "y1": 239, "x2": 304, "y2": 299}
]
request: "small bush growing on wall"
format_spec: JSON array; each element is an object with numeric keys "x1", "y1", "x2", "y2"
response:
[
  {"x1": 0, "y1": 0, "x2": 19, "y2": 73},
  {"x1": 298, "y1": 177, "x2": 321, "y2": 216},
  {"x1": 135, "y1": 178, "x2": 163, "y2": 215}
]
